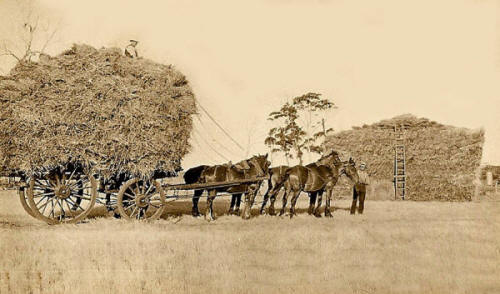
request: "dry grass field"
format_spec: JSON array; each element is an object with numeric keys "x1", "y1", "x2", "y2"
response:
[{"x1": 1, "y1": 189, "x2": 499, "y2": 294}]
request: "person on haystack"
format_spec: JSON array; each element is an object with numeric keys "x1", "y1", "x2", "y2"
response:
[
  {"x1": 124, "y1": 40, "x2": 139, "y2": 58},
  {"x1": 351, "y1": 161, "x2": 370, "y2": 215}
]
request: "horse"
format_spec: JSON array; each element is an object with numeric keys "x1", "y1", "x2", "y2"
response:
[
  {"x1": 184, "y1": 154, "x2": 270, "y2": 221},
  {"x1": 183, "y1": 165, "x2": 209, "y2": 217},
  {"x1": 275, "y1": 151, "x2": 358, "y2": 218},
  {"x1": 258, "y1": 165, "x2": 289, "y2": 215}
]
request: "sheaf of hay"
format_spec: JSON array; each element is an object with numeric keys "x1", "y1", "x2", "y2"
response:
[{"x1": 0, "y1": 44, "x2": 196, "y2": 178}]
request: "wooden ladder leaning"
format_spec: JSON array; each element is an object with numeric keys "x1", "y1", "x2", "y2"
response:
[{"x1": 393, "y1": 124, "x2": 407, "y2": 200}]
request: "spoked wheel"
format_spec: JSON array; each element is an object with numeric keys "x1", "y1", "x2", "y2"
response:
[
  {"x1": 27, "y1": 167, "x2": 97, "y2": 224},
  {"x1": 117, "y1": 178, "x2": 165, "y2": 221},
  {"x1": 18, "y1": 187, "x2": 38, "y2": 219}
]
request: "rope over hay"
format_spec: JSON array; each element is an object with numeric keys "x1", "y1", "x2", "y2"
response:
[{"x1": 0, "y1": 44, "x2": 197, "y2": 178}]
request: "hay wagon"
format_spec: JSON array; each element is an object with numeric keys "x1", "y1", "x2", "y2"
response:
[{"x1": 5, "y1": 166, "x2": 267, "y2": 225}]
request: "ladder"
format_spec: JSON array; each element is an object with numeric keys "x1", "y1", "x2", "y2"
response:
[{"x1": 393, "y1": 125, "x2": 407, "y2": 200}]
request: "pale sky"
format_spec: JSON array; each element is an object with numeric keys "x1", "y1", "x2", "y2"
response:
[{"x1": 1, "y1": 0, "x2": 499, "y2": 168}]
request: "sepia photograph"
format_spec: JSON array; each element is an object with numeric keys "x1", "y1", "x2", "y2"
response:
[{"x1": 0, "y1": 0, "x2": 499, "y2": 293}]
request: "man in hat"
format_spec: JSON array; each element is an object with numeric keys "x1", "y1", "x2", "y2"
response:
[
  {"x1": 124, "y1": 40, "x2": 139, "y2": 58},
  {"x1": 351, "y1": 161, "x2": 370, "y2": 214}
]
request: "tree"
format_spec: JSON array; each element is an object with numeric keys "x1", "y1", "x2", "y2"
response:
[
  {"x1": 265, "y1": 92, "x2": 336, "y2": 165},
  {"x1": 0, "y1": 0, "x2": 58, "y2": 66}
]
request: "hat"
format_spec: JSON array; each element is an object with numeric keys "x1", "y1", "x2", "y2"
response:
[{"x1": 359, "y1": 162, "x2": 367, "y2": 168}]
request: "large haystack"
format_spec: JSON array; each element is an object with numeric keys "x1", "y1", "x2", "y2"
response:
[
  {"x1": 0, "y1": 44, "x2": 196, "y2": 178},
  {"x1": 325, "y1": 114, "x2": 484, "y2": 201}
]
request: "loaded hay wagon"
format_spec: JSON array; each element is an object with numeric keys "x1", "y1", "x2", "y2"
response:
[{"x1": 0, "y1": 44, "x2": 267, "y2": 224}]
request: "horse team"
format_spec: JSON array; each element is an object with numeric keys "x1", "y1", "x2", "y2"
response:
[{"x1": 184, "y1": 150, "x2": 365, "y2": 221}]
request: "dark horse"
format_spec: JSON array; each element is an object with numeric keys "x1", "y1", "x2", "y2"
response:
[
  {"x1": 272, "y1": 151, "x2": 358, "y2": 218},
  {"x1": 183, "y1": 154, "x2": 271, "y2": 221}
]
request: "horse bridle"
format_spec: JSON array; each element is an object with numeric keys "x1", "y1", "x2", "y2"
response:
[{"x1": 249, "y1": 157, "x2": 266, "y2": 177}]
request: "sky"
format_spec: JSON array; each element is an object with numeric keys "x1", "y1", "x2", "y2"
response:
[{"x1": 0, "y1": 0, "x2": 499, "y2": 168}]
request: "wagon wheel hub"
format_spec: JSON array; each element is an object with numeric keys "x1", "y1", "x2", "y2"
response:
[
  {"x1": 55, "y1": 185, "x2": 71, "y2": 199},
  {"x1": 135, "y1": 194, "x2": 149, "y2": 208}
]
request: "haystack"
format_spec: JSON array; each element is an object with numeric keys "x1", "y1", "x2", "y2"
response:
[
  {"x1": 0, "y1": 44, "x2": 196, "y2": 178},
  {"x1": 325, "y1": 114, "x2": 484, "y2": 201},
  {"x1": 481, "y1": 165, "x2": 500, "y2": 182}
]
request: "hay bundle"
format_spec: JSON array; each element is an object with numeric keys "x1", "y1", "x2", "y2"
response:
[
  {"x1": 0, "y1": 44, "x2": 196, "y2": 178},
  {"x1": 325, "y1": 114, "x2": 484, "y2": 201}
]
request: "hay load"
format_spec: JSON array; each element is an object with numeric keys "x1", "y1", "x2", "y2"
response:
[
  {"x1": 0, "y1": 44, "x2": 196, "y2": 178},
  {"x1": 325, "y1": 114, "x2": 484, "y2": 201}
]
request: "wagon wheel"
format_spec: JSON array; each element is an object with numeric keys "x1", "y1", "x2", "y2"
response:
[
  {"x1": 116, "y1": 178, "x2": 165, "y2": 221},
  {"x1": 27, "y1": 168, "x2": 97, "y2": 224},
  {"x1": 18, "y1": 187, "x2": 38, "y2": 219}
]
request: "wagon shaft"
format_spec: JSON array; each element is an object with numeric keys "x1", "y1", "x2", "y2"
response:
[{"x1": 162, "y1": 176, "x2": 268, "y2": 191}]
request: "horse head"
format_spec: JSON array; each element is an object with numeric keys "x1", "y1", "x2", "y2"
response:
[
  {"x1": 248, "y1": 153, "x2": 271, "y2": 177},
  {"x1": 317, "y1": 149, "x2": 342, "y2": 168},
  {"x1": 342, "y1": 157, "x2": 359, "y2": 183}
]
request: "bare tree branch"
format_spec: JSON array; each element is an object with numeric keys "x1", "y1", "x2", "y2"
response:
[{"x1": 0, "y1": 1, "x2": 58, "y2": 65}]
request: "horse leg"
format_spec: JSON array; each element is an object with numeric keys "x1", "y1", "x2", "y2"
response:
[
  {"x1": 350, "y1": 186, "x2": 358, "y2": 215},
  {"x1": 205, "y1": 189, "x2": 216, "y2": 221},
  {"x1": 242, "y1": 183, "x2": 258, "y2": 219},
  {"x1": 228, "y1": 194, "x2": 236, "y2": 215},
  {"x1": 260, "y1": 180, "x2": 272, "y2": 214},
  {"x1": 324, "y1": 187, "x2": 334, "y2": 218},
  {"x1": 314, "y1": 190, "x2": 323, "y2": 218},
  {"x1": 289, "y1": 190, "x2": 302, "y2": 218},
  {"x1": 234, "y1": 193, "x2": 242, "y2": 216},
  {"x1": 308, "y1": 191, "x2": 317, "y2": 215},
  {"x1": 358, "y1": 187, "x2": 366, "y2": 214},
  {"x1": 192, "y1": 190, "x2": 203, "y2": 217},
  {"x1": 267, "y1": 183, "x2": 281, "y2": 216},
  {"x1": 279, "y1": 186, "x2": 291, "y2": 216},
  {"x1": 268, "y1": 190, "x2": 277, "y2": 216}
]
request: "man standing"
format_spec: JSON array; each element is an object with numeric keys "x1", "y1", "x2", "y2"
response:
[
  {"x1": 124, "y1": 40, "x2": 139, "y2": 58},
  {"x1": 351, "y1": 162, "x2": 370, "y2": 214}
]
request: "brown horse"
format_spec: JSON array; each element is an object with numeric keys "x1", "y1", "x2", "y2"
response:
[
  {"x1": 185, "y1": 154, "x2": 270, "y2": 221},
  {"x1": 275, "y1": 151, "x2": 358, "y2": 218}
]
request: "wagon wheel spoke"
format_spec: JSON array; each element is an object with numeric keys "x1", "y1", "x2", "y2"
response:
[
  {"x1": 31, "y1": 191, "x2": 55, "y2": 197},
  {"x1": 35, "y1": 195, "x2": 48, "y2": 207},
  {"x1": 66, "y1": 197, "x2": 86, "y2": 212}
]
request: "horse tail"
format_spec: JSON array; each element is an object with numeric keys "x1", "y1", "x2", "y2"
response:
[{"x1": 275, "y1": 167, "x2": 292, "y2": 190}]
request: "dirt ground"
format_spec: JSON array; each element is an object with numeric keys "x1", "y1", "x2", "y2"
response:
[{"x1": 0, "y1": 189, "x2": 499, "y2": 294}]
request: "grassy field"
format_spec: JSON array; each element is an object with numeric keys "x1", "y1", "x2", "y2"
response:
[{"x1": 0, "y1": 189, "x2": 499, "y2": 294}]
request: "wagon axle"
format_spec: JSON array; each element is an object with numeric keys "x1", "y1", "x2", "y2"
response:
[
  {"x1": 55, "y1": 185, "x2": 71, "y2": 199},
  {"x1": 135, "y1": 194, "x2": 150, "y2": 208}
]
